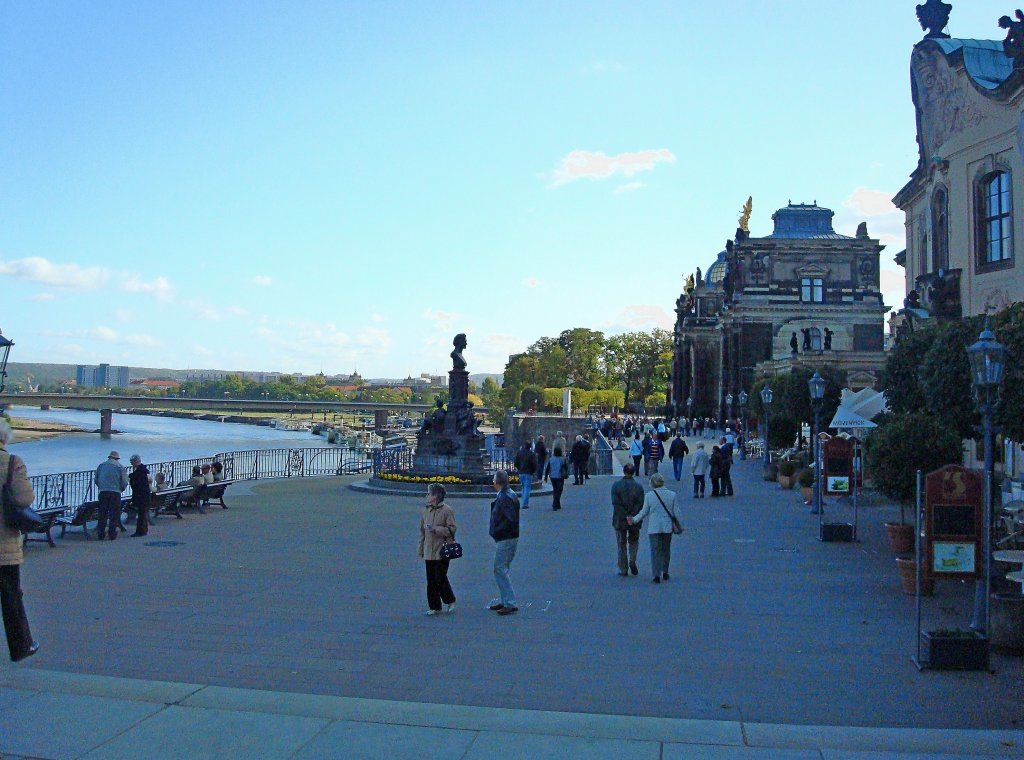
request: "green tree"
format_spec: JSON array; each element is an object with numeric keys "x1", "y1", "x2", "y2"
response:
[
  {"x1": 865, "y1": 413, "x2": 963, "y2": 504},
  {"x1": 520, "y1": 384, "x2": 544, "y2": 411},
  {"x1": 557, "y1": 328, "x2": 605, "y2": 389},
  {"x1": 603, "y1": 329, "x2": 672, "y2": 409}
]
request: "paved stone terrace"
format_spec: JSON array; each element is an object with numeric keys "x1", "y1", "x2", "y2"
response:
[{"x1": 1, "y1": 447, "x2": 1022, "y2": 755}]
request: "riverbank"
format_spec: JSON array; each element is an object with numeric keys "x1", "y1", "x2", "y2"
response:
[{"x1": 7, "y1": 416, "x2": 89, "y2": 444}]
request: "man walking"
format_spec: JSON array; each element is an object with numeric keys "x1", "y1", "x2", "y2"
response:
[
  {"x1": 94, "y1": 451, "x2": 127, "y2": 540},
  {"x1": 534, "y1": 435, "x2": 549, "y2": 483},
  {"x1": 669, "y1": 433, "x2": 690, "y2": 482},
  {"x1": 127, "y1": 454, "x2": 152, "y2": 538},
  {"x1": 648, "y1": 434, "x2": 665, "y2": 475},
  {"x1": 611, "y1": 464, "x2": 644, "y2": 576},
  {"x1": 489, "y1": 470, "x2": 520, "y2": 616},
  {"x1": 691, "y1": 442, "x2": 710, "y2": 498},
  {"x1": 570, "y1": 435, "x2": 588, "y2": 485},
  {"x1": 514, "y1": 441, "x2": 538, "y2": 508}
]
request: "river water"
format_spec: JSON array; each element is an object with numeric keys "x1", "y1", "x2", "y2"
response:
[{"x1": 7, "y1": 406, "x2": 332, "y2": 475}]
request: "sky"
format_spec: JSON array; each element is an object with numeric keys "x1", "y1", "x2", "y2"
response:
[{"x1": 0, "y1": 1, "x2": 1013, "y2": 377}]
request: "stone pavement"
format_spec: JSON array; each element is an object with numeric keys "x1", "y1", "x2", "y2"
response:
[{"x1": 1, "y1": 448, "x2": 1022, "y2": 757}]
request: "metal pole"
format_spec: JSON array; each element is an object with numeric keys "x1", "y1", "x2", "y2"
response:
[
  {"x1": 915, "y1": 469, "x2": 923, "y2": 667},
  {"x1": 764, "y1": 411, "x2": 770, "y2": 466},
  {"x1": 853, "y1": 441, "x2": 859, "y2": 541},
  {"x1": 811, "y1": 407, "x2": 823, "y2": 515},
  {"x1": 971, "y1": 404, "x2": 994, "y2": 632}
]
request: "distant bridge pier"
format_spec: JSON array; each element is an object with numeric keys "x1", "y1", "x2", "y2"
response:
[
  {"x1": 99, "y1": 409, "x2": 113, "y2": 437},
  {"x1": 40, "y1": 404, "x2": 50, "y2": 410},
  {"x1": 374, "y1": 410, "x2": 388, "y2": 434}
]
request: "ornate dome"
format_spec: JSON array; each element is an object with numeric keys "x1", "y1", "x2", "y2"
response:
[{"x1": 706, "y1": 250, "x2": 728, "y2": 287}]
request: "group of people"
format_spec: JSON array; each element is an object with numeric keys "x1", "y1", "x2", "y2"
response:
[
  {"x1": 590, "y1": 413, "x2": 737, "y2": 443},
  {"x1": 512, "y1": 431, "x2": 593, "y2": 511},
  {"x1": 93, "y1": 451, "x2": 226, "y2": 540}
]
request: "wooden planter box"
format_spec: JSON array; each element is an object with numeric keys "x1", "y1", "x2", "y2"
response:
[
  {"x1": 820, "y1": 522, "x2": 855, "y2": 542},
  {"x1": 920, "y1": 631, "x2": 989, "y2": 670}
]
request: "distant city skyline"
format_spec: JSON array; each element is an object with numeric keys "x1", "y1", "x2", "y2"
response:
[{"x1": 2, "y1": 2, "x2": 1012, "y2": 375}]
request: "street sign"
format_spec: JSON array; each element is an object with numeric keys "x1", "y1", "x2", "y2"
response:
[{"x1": 823, "y1": 436, "x2": 853, "y2": 495}]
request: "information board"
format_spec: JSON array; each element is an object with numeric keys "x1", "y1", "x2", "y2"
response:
[
  {"x1": 923, "y1": 466, "x2": 983, "y2": 580},
  {"x1": 822, "y1": 437, "x2": 853, "y2": 496}
]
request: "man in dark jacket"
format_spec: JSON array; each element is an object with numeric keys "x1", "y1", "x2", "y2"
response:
[
  {"x1": 534, "y1": 436, "x2": 549, "y2": 483},
  {"x1": 569, "y1": 436, "x2": 588, "y2": 485},
  {"x1": 611, "y1": 464, "x2": 645, "y2": 576},
  {"x1": 127, "y1": 454, "x2": 152, "y2": 538},
  {"x1": 668, "y1": 433, "x2": 690, "y2": 482},
  {"x1": 513, "y1": 442, "x2": 538, "y2": 508},
  {"x1": 489, "y1": 470, "x2": 520, "y2": 615}
]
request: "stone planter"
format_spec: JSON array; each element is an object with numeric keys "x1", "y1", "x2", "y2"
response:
[
  {"x1": 778, "y1": 474, "x2": 794, "y2": 489},
  {"x1": 820, "y1": 523, "x2": 855, "y2": 542},
  {"x1": 800, "y1": 485, "x2": 813, "y2": 502},
  {"x1": 990, "y1": 593, "x2": 1024, "y2": 654},
  {"x1": 884, "y1": 522, "x2": 914, "y2": 554},
  {"x1": 895, "y1": 556, "x2": 934, "y2": 596},
  {"x1": 920, "y1": 630, "x2": 989, "y2": 670},
  {"x1": 763, "y1": 462, "x2": 779, "y2": 482}
]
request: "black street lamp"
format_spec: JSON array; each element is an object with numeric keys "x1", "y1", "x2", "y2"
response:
[
  {"x1": 967, "y1": 324, "x2": 1006, "y2": 633},
  {"x1": 725, "y1": 393, "x2": 733, "y2": 433},
  {"x1": 686, "y1": 396, "x2": 693, "y2": 422},
  {"x1": 0, "y1": 330, "x2": 13, "y2": 394},
  {"x1": 738, "y1": 391, "x2": 748, "y2": 461},
  {"x1": 760, "y1": 385, "x2": 773, "y2": 466},
  {"x1": 808, "y1": 372, "x2": 826, "y2": 515}
]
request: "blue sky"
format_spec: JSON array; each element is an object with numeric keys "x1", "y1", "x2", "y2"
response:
[{"x1": 0, "y1": 1, "x2": 1011, "y2": 377}]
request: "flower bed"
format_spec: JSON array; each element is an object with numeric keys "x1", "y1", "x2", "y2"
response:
[{"x1": 375, "y1": 472, "x2": 519, "y2": 486}]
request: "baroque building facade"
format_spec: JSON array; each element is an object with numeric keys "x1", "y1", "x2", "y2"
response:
[
  {"x1": 892, "y1": 7, "x2": 1024, "y2": 330},
  {"x1": 671, "y1": 203, "x2": 888, "y2": 420}
]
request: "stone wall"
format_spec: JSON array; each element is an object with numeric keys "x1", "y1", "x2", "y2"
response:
[{"x1": 502, "y1": 414, "x2": 592, "y2": 454}]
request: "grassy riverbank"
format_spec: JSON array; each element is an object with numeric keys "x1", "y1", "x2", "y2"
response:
[{"x1": 7, "y1": 416, "x2": 89, "y2": 443}]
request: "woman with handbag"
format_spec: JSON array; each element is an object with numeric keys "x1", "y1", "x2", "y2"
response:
[
  {"x1": 627, "y1": 473, "x2": 683, "y2": 583},
  {"x1": 544, "y1": 446, "x2": 568, "y2": 511},
  {"x1": 0, "y1": 420, "x2": 39, "y2": 662},
  {"x1": 418, "y1": 482, "x2": 457, "y2": 616}
]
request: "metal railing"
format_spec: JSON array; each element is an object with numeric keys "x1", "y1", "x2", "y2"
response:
[
  {"x1": 371, "y1": 446, "x2": 516, "y2": 478},
  {"x1": 26, "y1": 447, "x2": 377, "y2": 514}
]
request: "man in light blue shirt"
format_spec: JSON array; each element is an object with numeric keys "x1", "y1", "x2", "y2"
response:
[{"x1": 94, "y1": 451, "x2": 127, "y2": 540}]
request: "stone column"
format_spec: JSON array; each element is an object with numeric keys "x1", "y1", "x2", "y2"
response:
[
  {"x1": 99, "y1": 409, "x2": 113, "y2": 437},
  {"x1": 448, "y1": 369, "x2": 469, "y2": 407}
]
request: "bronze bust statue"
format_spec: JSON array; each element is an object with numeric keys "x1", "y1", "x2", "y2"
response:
[{"x1": 450, "y1": 333, "x2": 468, "y2": 371}]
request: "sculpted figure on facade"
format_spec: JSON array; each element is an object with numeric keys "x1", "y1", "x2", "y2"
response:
[
  {"x1": 1000, "y1": 10, "x2": 1024, "y2": 69},
  {"x1": 912, "y1": 48, "x2": 986, "y2": 161},
  {"x1": 916, "y1": 0, "x2": 953, "y2": 39}
]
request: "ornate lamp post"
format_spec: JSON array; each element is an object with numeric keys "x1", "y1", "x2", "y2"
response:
[
  {"x1": 686, "y1": 396, "x2": 693, "y2": 423},
  {"x1": 808, "y1": 372, "x2": 826, "y2": 515},
  {"x1": 738, "y1": 391, "x2": 748, "y2": 460},
  {"x1": 725, "y1": 393, "x2": 733, "y2": 432},
  {"x1": 967, "y1": 324, "x2": 1006, "y2": 633},
  {"x1": 0, "y1": 330, "x2": 13, "y2": 393},
  {"x1": 760, "y1": 385, "x2": 773, "y2": 466}
]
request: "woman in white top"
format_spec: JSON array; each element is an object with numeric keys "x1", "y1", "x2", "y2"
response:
[{"x1": 627, "y1": 473, "x2": 682, "y2": 583}]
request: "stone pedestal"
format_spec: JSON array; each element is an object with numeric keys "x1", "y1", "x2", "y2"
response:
[{"x1": 449, "y1": 369, "x2": 469, "y2": 406}]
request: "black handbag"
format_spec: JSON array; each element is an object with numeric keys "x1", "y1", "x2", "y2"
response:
[
  {"x1": 440, "y1": 541, "x2": 463, "y2": 560},
  {"x1": 3, "y1": 455, "x2": 45, "y2": 532}
]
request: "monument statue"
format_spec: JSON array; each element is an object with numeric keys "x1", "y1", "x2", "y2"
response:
[
  {"x1": 738, "y1": 196, "x2": 753, "y2": 233},
  {"x1": 684, "y1": 273, "x2": 695, "y2": 293},
  {"x1": 1000, "y1": 10, "x2": 1024, "y2": 69},
  {"x1": 916, "y1": 0, "x2": 952, "y2": 39},
  {"x1": 450, "y1": 333, "x2": 468, "y2": 371}
]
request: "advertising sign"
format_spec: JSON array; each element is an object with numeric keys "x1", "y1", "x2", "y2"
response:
[
  {"x1": 822, "y1": 437, "x2": 853, "y2": 496},
  {"x1": 923, "y1": 466, "x2": 983, "y2": 580}
]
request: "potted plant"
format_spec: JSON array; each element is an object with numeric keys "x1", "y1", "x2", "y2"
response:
[
  {"x1": 920, "y1": 628, "x2": 989, "y2": 670},
  {"x1": 798, "y1": 468, "x2": 815, "y2": 502},
  {"x1": 778, "y1": 460, "x2": 796, "y2": 489},
  {"x1": 884, "y1": 506, "x2": 915, "y2": 555},
  {"x1": 894, "y1": 555, "x2": 934, "y2": 596},
  {"x1": 763, "y1": 460, "x2": 779, "y2": 482}
]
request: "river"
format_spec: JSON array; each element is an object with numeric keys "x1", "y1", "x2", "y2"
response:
[{"x1": 7, "y1": 406, "x2": 334, "y2": 475}]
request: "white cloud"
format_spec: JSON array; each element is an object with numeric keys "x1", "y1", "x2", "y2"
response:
[
  {"x1": 121, "y1": 274, "x2": 175, "y2": 303},
  {"x1": 356, "y1": 327, "x2": 392, "y2": 354},
  {"x1": 186, "y1": 299, "x2": 222, "y2": 321},
  {"x1": 250, "y1": 275, "x2": 273, "y2": 287},
  {"x1": 29, "y1": 292, "x2": 55, "y2": 302},
  {"x1": 422, "y1": 309, "x2": 460, "y2": 332},
  {"x1": 115, "y1": 308, "x2": 134, "y2": 323},
  {"x1": 548, "y1": 149, "x2": 676, "y2": 187},
  {"x1": 843, "y1": 187, "x2": 900, "y2": 217},
  {"x1": 124, "y1": 333, "x2": 160, "y2": 347},
  {"x1": 0, "y1": 257, "x2": 109, "y2": 289},
  {"x1": 521, "y1": 277, "x2": 543, "y2": 289},
  {"x1": 615, "y1": 181, "x2": 645, "y2": 195},
  {"x1": 604, "y1": 304, "x2": 674, "y2": 331},
  {"x1": 91, "y1": 326, "x2": 118, "y2": 342}
]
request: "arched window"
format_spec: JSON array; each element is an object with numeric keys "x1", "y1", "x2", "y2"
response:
[
  {"x1": 809, "y1": 328, "x2": 822, "y2": 351},
  {"x1": 977, "y1": 171, "x2": 1013, "y2": 265},
  {"x1": 919, "y1": 232, "x2": 928, "y2": 277},
  {"x1": 931, "y1": 188, "x2": 949, "y2": 271}
]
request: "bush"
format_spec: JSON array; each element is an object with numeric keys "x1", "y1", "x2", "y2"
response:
[
  {"x1": 798, "y1": 468, "x2": 815, "y2": 488},
  {"x1": 779, "y1": 461, "x2": 797, "y2": 477},
  {"x1": 864, "y1": 412, "x2": 963, "y2": 504}
]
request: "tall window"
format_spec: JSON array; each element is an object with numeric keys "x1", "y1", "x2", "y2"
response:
[
  {"x1": 931, "y1": 188, "x2": 948, "y2": 271},
  {"x1": 809, "y1": 328, "x2": 822, "y2": 351},
  {"x1": 801, "y1": 277, "x2": 824, "y2": 303},
  {"x1": 978, "y1": 171, "x2": 1013, "y2": 265}
]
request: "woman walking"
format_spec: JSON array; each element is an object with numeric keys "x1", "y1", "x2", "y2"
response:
[
  {"x1": 690, "y1": 441, "x2": 709, "y2": 498},
  {"x1": 709, "y1": 445, "x2": 724, "y2": 497},
  {"x1": 629, "y1": 433, "x2": 643, "y2": 477},
  {"x1": 545, "y1": 446, "x2": 568, "y2": 511},
  {"x1": 627, "y1": 473, "x2": 680, "y2": 583},
  {"x1": 418, "y1": 483, "x2": 457, "y2": 616},
  {"x1": 0, "y1": 420, "x2": 39, "y2": 662}
]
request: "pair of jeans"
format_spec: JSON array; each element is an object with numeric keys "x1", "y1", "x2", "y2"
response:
[
  {"x1": 0, "y1": 564, "x2": 33, "y2": 661},
  {"x1": 672, "y1": 458, "x2": 684, "y2": 481},
  {"x1": 519, "y1": 474, "x2": 533, "y2": 506},
  {"x1": 649, "y1": 533, "x2": 672, "y2": 578},
  {"x1": 631, "y1": 456, "x2": 642, "y2": 475},
  {"x1": 721, "y1": 474, "x2": 734, "y2": 496},
  {"x1": 96, "y1": 491, "x2": 122, "y2": 539},
  {"x1": 650, "y1": 459, "x2": 660, "y2": 474},
  {"x1": 615, "y1": 525, "x2": 640, "y2": 574},
  {"x1": 710, "y1": 476, "x2": 721, "y2": 497},
  {"x1": 550, "y1": 477, "x2": 565, "y2": 509},
  {"x1": 131, "y1": 495, "x2": 150, "y2": 536},
  {"x1": 493, "y1": 538, "x2": 518, "y2": 607},
  {"x1": 573, "y1": 463, "x2": 585, "y2": 484},
  {"x1": 693, "y1": 474, "x2": 705, "y2": 496},
  {"x1": 424, "y1": 559, "x2": 455, "y2": 611}
]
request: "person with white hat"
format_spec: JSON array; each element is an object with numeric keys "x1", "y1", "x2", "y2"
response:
[{"x1": 94, "y1": 451, "x2": 127, "y2": 540}]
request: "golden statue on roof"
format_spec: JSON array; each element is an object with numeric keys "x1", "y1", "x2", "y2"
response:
[{"x1": 738, "y1": 196, "x2": 753, "y2": 233}]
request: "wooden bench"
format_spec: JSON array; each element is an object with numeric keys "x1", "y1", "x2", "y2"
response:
[
  {"x1": 150, "y1": 486, "x2": 195, "y2": 519},
  {"x1": 22, "y1": 508, "x2": 67, "y2": 548},
  {"x1": 56, "y1": 496, "x2": 132, "y2": 540},
  {"x1": 195, "y1": 479, "x2": 236, "y2": 512}
]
